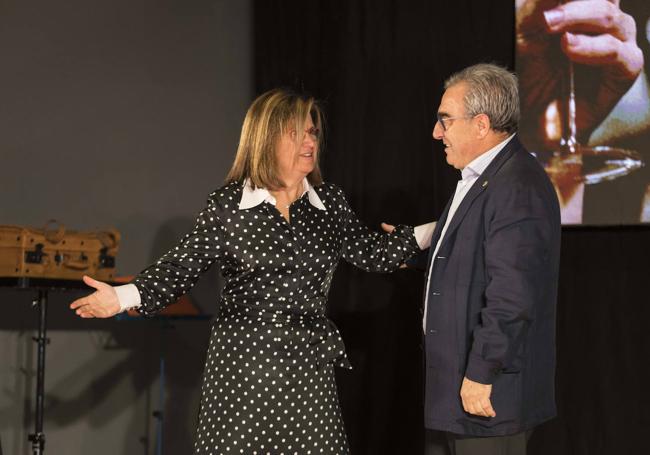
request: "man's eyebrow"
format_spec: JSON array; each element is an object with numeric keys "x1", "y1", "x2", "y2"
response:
[{"x1": 437, "y1": 111, "x2": 450, "y2": 118}]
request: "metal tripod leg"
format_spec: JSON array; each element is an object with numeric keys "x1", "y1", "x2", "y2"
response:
[{"x1": 28, "y1": 290, "x2": 48, "y2": 455}]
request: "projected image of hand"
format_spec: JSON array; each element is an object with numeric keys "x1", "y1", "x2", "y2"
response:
[{"x1": 516, "y1": 0, "x2": 643, "y2": 146}]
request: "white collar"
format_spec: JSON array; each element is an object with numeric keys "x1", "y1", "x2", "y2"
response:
[
  {"x1": 462, "y1": 133, "x2": 515, "y2": 181},
  {"x1": 238, "y1": 177, "x2": 327, "y2": 211}
]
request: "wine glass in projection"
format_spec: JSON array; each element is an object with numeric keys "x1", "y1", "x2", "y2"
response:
[{"x1": 544, "y1": 18, "x2": 644, "y2": 186}]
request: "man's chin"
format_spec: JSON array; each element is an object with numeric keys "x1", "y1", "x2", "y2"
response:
[{"x1": 445, "y1": 156, "x2": 459, "y2": 169}]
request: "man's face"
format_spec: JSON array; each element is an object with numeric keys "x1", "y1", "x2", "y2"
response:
[{"x1": 432, "y1": 82, "x2": 480, "y2": 170}]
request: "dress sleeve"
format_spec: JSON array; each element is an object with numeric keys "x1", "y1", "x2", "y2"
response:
[
  {"x1": 333, "y1": 185, "x2": 420, "y2": 272},
  {"x1": 132, "y1": 193, "x2": 225, "y2": 315}
]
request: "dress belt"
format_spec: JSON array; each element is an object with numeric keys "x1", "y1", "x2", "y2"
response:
[{"x1": 219, "y1": 296, "x2": 352, "y2": 371}]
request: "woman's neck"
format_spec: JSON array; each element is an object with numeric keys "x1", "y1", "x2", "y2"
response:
[{"x1": 269, "y1": 177, "x2": 305, "y2": 207}]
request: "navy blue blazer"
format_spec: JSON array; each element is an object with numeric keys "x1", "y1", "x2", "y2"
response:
[{"x1": 419, "y1": 135, "x2": 561, "y2": 436}]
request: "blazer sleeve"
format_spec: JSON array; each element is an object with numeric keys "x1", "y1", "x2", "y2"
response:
[
  {"x1": 330, "y1": 185, "x2": 421, "y2": 273},
  {"x1": 132, "y1": 193, "x2": 225, "y2": 315},
  {"x1": 464, "y1": 180, "x2": 556, "y2": 384}
]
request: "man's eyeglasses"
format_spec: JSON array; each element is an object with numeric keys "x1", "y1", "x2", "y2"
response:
[{"x1": 436, "y1": 113, "x2": 474, "y2": 131}]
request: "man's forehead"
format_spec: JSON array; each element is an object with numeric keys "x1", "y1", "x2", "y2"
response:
[{"x1": 439, "y1": 83, "x2": 467, "y2": 112}]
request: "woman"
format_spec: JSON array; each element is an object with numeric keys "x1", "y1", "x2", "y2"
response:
[{"x1": 71, "y1": 88, "x2": 426, "y2": 454}]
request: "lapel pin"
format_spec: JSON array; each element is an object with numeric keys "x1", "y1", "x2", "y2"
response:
[{"x1": 482, "y1": 180, "x2": 488, "y2": 188}]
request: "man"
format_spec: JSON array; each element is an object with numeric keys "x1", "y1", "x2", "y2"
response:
[{"x1": 419, "y1": 64, "x2": 561, "y2": 454}]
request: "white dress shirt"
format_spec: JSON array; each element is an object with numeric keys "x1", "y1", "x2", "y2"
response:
[{"x1": 423, "y1": 134, "x2": 515, "y2": 331}]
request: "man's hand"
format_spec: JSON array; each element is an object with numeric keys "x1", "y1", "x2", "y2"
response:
[
  {"x1": 70, "y1": 275, "x2": 121, "y2": 318},
  {"x1": 460, "y1": 376, "x2": 496, "y2": 418},
  {"x1": 516, "y1": 0, "x2": 643, "y2": 146}
]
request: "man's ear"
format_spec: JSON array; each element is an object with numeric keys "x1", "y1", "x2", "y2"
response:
[{"x1": 475, "y1": 113, "x2": 491, "y2": 138}]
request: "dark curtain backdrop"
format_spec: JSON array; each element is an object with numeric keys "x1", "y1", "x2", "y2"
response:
[{"x1": 253, "y1": 1, "x2": 650, "y2": 454}]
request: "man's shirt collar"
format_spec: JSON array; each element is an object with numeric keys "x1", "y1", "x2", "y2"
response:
[{"x1": 462, "y1": 133, "x2": 515, "y2": 181}]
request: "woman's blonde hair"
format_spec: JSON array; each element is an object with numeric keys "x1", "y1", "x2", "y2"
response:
[{"x1": 225, "y1": 88, "x2": 324, "y2": 189}]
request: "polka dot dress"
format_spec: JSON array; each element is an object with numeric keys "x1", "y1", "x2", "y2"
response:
[{"x1": 133, "y1": 182, "x2": 420, "y2": 454}]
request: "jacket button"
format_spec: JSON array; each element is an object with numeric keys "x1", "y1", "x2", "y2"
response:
[{"x1": 428, "y1": 329, "x2": 437, "y2": 334}]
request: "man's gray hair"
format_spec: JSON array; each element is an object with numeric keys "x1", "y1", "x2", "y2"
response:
[{"x1": 445, "y1": 63, "x2": 519, "y2": 134}]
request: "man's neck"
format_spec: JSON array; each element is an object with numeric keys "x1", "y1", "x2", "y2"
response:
[
  {"x1": 461, "y1": 132, "x2": 512, "y2": 172},
  {"x1": 470, "y1": 132, "x2": 511, "y2": 163},
  {"x1": 482, "y1": 131, "x2": 510, "y2": 153}
]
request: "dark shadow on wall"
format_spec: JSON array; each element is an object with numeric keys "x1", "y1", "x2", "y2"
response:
[{"x1": 0, "y1": 320, "x2": 211, "y2": 455}]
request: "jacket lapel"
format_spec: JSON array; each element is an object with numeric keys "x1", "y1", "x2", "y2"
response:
[
  {"x1": 426, "y1": 195, "x2": 454, "y2": 265},
  {"x1": 437, "y1": 136, "x2": 522, "y2": 250}
]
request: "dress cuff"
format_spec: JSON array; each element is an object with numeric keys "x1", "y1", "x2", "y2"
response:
[
  {"x1": 114, "y1": 284, "x2": 142, "y2": 312},
  {"x1": 414, "y1": 222, "x2": 436, "y2": 249}
]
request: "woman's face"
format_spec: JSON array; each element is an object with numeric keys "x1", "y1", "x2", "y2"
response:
[{"x1": 275, "y1": 114, "x2": 319, "y2": 184}]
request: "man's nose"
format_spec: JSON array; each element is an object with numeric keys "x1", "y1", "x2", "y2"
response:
[{"x1": 432, "y1": 121, "x2": 444, "y2": 140}]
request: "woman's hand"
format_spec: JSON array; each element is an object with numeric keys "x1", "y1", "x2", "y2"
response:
[
  {"x1": 70, "y1": 275, "x2": 121, "y2": 318},
  {"x1": 381, "y1": 222, "x2": 410, "y2": 268}
]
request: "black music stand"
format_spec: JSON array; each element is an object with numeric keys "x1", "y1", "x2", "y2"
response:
[{"x1": 0, "y1": 277, "x2": 98, "y2": 455}]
